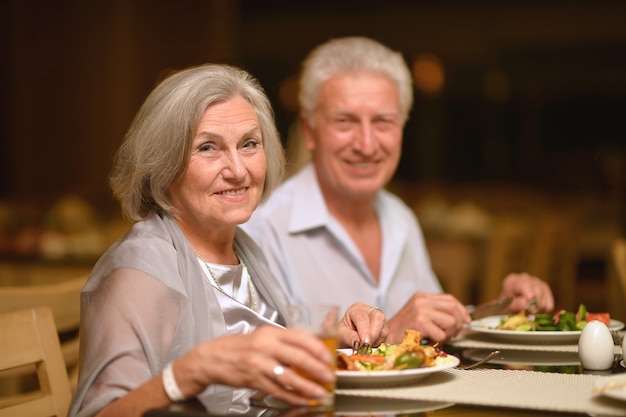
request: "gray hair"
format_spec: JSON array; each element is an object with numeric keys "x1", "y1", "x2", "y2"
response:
[
  {"x1": 299, "y1": 36, "x2": 414, "y2": 126},
  {"x1": 110, "y1": 64, "x2": 285, "y2": 222}
]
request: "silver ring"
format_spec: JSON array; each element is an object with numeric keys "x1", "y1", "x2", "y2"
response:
[
  {"x1": 272, "y1": 365, "x2": 285, "y2": 381},
  {"x1": 367, "y1": 306, "x2": 382, "y2": 315}
]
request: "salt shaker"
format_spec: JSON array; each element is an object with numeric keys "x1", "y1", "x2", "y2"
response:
[{"x1": 578, "y1": 321, "x2": 615, "y2": 370}]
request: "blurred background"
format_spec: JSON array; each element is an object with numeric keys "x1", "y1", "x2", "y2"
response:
[{"x1": 1, "y1": 0, "x2": 625, "y2": 317}]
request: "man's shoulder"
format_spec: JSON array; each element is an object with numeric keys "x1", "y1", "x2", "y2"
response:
[
  {"x1": 243, "y1": 169, "x2": 306, "y2": 237},
  {"x1": 379, "y1": 188, "x2": 417, "y2": 217},
  {"x1": 258, "y1": 175, "x2": 298, "y2": 214}
]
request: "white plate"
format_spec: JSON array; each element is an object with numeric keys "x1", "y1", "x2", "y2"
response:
[
  {"x1": 252, "y1": 394, "x2": 454, "y2": 413},
  {"x1": 594, "y1": 374, "x2": 626, "y2": 403},
  {"x1": 336, "y1": 348, "x2": 460, "y2": 388},
  {"x1": 468, "y1": 315, "x2": 624, "y2": 344},
  {"x1": 462, "y1": 348, "x2": 580, "y2": 366}
]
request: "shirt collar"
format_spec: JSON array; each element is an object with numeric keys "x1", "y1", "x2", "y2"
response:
[
  {"x1": 286, "y1": 164, "x2": 410, "y2": 287},
  {"x1": 288, "y1": 164, "x2": 329, "y2": 233},
  {"x1": 287, "y1": 164, "x2": 395, "y2": 237}
]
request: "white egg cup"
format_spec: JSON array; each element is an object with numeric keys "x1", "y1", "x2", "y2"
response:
[{"x1": 578, "y1": 321, "x2": 615, "y2": 371}]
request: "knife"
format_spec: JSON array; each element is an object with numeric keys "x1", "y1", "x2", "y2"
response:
[{"x1": 469, "y1": 297, "x2": 513, "y2": 320}]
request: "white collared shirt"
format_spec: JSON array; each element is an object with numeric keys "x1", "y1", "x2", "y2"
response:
[{"x1": 243, "y1": 163, "x2": 442, "y2": 317}]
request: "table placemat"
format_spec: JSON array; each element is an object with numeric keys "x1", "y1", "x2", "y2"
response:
[
  {"x1": 336, "y1": 368, "x2": 626, "y2": 416},
  {"x1": 446, "y1": 332, "x2": 623, "y2": 354}
]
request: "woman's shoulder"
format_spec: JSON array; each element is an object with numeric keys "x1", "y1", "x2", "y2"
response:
[
  {"x1": 114, "y1": 215, "x2": 176, "y2": 257},
  {"x1": 91, "y1": 215, "x2": 181, "y2": 280}
]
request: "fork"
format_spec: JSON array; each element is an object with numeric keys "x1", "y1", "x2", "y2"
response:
[
  {"x1": 459, "y1": 350, "x2": 501, "y2": 370},
  {"x1": 611, "y1": 330, "x2": 624, "y2": 345},
  {"x1": 525, "y1": 296, "x2": 538, "y2": 314},
  {"x1": 352, "y1": 339, "x2": 372, "y2": 355}
]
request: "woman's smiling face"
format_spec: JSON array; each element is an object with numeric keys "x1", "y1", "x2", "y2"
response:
[{"x1": 168, "y1": 95, "x2": 267, "y2": 232}]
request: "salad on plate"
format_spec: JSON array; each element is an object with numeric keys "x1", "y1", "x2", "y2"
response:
[
  {"x1": 337, "y1": 329, "x2": 453, "y2": 372},
  {"x1": 496, "y1": 303, "x2": 610, "y2": 332}
]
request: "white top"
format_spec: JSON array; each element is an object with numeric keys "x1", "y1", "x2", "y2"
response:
[
  {"x1": 243, "y1": 163, "x2": 442, "y2": 317},
  {"x1": 196, "y1": 258, "x2": 280, "y2": 327}
]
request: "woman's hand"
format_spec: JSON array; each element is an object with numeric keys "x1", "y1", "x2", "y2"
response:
[
  {"x1": 338, "y1": 302, "x2": 388, "y2": 348},
  {"x1": 172, "y1": 326, "x2": 335, "y2": 406}
]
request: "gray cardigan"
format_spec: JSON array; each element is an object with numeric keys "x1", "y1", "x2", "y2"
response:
[{"x1": 69, "y1": 214, "x2": 291, "y2": 417}]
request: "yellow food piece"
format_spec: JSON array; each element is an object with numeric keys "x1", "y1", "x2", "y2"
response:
[
  {"x1": 496, "y1": 312, "x2": 533, "y2": 330},
  {"x1": 400, "y1": 329, "x2": 422, "y2": 348},
  {"x1": 399, "y1": 329, "x2": 436, "y2": 367},
  {"x1": 391, "y1": 329, "x2": 423, "y2": 361}
]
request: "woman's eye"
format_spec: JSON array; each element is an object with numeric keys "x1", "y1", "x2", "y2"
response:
[
  {"x1": 242, "y1": 138, "x2": 261, "y2": 150},
  {"x1": 198, "y1": 142, "x2": 217, "y2": 153}
]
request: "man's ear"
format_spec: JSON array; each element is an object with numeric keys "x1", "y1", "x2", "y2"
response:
[{"x1": 300, "y1": 114, "x2": 316, "y2": 152}]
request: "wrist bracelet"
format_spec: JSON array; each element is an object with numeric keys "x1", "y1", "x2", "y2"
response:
[{"x1": 162, "y1": 362, "x2": 186, "y2": 402}]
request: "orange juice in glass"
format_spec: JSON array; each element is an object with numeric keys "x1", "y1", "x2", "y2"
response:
[{"x1": 287, "y1": 304, "x2": 339, "y2": 407}]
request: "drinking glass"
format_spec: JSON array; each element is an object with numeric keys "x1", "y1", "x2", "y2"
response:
[{"x1": 286, "y1": 303, "x2": 339, "y2": 407}]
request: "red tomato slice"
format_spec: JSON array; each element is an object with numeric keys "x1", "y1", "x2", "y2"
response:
[
  {"x1": 553, "y1": 309, "x2": 566, "y2": 324},
  {"x1": 350, "y1": 354, "x2": 387, "y2": 365},
  {"x1": 586, "y1": 312, "x2": 611, "y2": 326}
]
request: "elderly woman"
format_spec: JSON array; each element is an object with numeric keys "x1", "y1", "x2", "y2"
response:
[{"x1": 69, "y1": 64, "x2": 388, "y2": 417}]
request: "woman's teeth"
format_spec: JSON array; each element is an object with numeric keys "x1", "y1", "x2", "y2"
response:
[{"x1": 217, "y1": 188, "x2": 246, "y2": 196}]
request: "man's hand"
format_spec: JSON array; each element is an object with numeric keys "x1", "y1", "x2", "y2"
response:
[
  {"x1": 499, "y1": 272, "x2": 554, "y2": 313},
  {"x1": 386, "y1": 293, "x2": 471, "y2": 343}
]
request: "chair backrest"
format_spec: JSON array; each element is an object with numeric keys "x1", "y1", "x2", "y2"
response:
[
  {"x1": 613, "y1": 238, "x2": 626, "y2": 285},
  {"x1": 611, "y1": 237, "x2": 626, "y2": 319},
  {"x1": 480, "y1": 213, "x2": 535, "y2": 303},
  {"x1": 480, "y1": 209, "x2": 582, "y2": 309},
  {"x1": 0, "y1": 274, "x2": 87, "y2": 390},
  {"x1": 0, "y1": 307, "x2": 72, "y2": 417},
  {"x1": 0, "y1": 275, "x2": 86, "y2": 332},
  {"x1": 526, "y1": 209, "x2": 581, "y2": 310}
]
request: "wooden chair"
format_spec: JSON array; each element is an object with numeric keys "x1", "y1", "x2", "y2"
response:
[
  {"x1": 612, "y1": 238, "x2": 626, "y2": 292},
  {"x1": 479, "y1": 208, "x2": 582, "y2": 309},
  {"x1": 526, "y1": 209, "x2": 581, "y2": 310},
  {"x1": 0, "y1": 274, "x2": 87, "y2": 392},
  {"x1": 0, "y1": 307, "x2": 72, "y2": 417},
  {"x1": 609, "y1": 237, "x2": 626, "y2": 321},
  {"x1": 479, "y1": 213, "x2": 536, "y2": 304}
]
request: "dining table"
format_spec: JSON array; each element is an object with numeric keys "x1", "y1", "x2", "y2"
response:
[
  {"x1": 144, "y1": 325, "x2": 626, "y2": 417},
  {"x1": 0, "y1": 260, "x2": 92, "y2": 286}
]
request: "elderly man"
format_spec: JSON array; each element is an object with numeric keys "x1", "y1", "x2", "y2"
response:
[{"x1": 244, "y1": 36, "x2": 553, "y2": 343}]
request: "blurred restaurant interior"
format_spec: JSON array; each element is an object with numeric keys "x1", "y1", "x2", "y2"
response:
[{"x1": 1, "y1": 0, "x2": 626, "y2": 318}]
